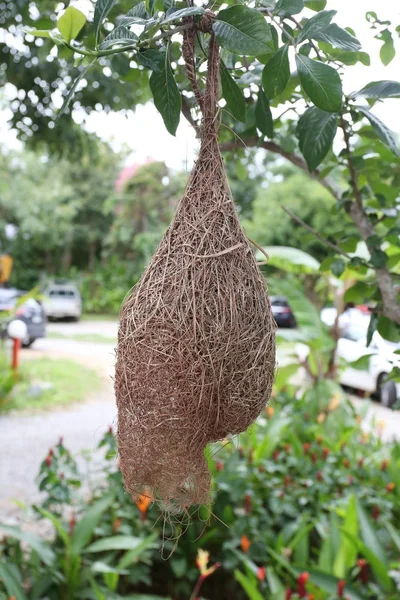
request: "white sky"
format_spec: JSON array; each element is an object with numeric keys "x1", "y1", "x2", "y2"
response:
[{"x1": 1, "y1": 0, "x2": 399, "y2": 170}]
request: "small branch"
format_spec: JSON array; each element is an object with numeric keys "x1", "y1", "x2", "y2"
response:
[
  {"x1": 181, "y1": 95, "x2": 200, "y2": 135},
  {"x1": 281, "y1": 206, "x2": 353, "y2": 259}
]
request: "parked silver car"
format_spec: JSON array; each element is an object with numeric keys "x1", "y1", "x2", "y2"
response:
[{"x1": 42, "y1": 284, "x2": 82, "y2": 321}]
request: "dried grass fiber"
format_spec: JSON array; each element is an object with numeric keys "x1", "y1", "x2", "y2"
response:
[{"x1": 115, "y1": 31, "x2": 276, "y2": 510}]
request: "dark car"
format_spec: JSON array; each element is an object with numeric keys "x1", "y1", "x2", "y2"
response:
[
  {"x1": 0, "y1": 288, "x2": 46, "y2": 347},
  {"x1": 270, "y1": 295, "x2": 296, "y2": 328}
]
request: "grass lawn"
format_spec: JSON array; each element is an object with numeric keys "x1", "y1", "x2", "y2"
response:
[
  {"x1": 47, "y1": 332, "x2": 116, "y2": 344},
  {"x1": 0, "y1": 357, "x2": 102, "y2": 413}
]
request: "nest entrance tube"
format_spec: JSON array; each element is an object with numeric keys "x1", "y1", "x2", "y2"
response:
[{"x1": 115, "y1": 31, "x2": 276, "y2": 511}]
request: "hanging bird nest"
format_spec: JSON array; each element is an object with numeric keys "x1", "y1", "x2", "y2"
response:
[{"x1": 115, "y1": 24, "x2": 276, "y2": 512}]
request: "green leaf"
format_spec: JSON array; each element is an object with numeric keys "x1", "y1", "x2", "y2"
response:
[
  {"x1": 377, "y1": 316, "x2": 400, "y2": 343},
  {"x1": 234, "y1": 570, "x2": 264, "y2": 600},
  {"x1": 366, "y1": 312, "x2": 378, "y2": 346},
  {"x1": 220, "y1": 62, "x2": 246, "y2": 122},
  {"x1": 117, "y1": 533, "x2": 159, "y2": 569},
  {"x1": 296, "y1": 54, "x2": 342, "y2": 112},
  {"x1": 356, "y1": 106, "x2": 400, "y2": 156},
  {"x1": 298, "y1": 106, "x2": 337, "y2": 170},
  {"x1": 348, "y1": 354, "x2": 372, "y2": 371},
  {"x1": 258, "y1": 246, "x2": 320, "y2": 274},
  {"x1": 94, "y1": 0, "x2": 117, "y2": 46},
  {"x1": 149, "y1": 55, "x2": 181, "y2": 136},
  {"x1": 274, "y1": 0, "x2": 304, "y2": 17},
  {"x1": 136, "y1": 49, "x2": 165, "y2": 71},
  {"x1": 213, "y1": 6, "x2": 274, "y2": 56},
  {"x1": 25, "y1": 29, "x2": 52, "y2": 38},
  {"x1": 356, "y1": 499, "x2": 386, "y2": 563},
  {"x1": 254, "y1": 415, "x2": 291, "y2": 460},
  {"x1": 57, "y1": 6, "x2": 86, "y2": 43},
  {"x1": 352, "y1": 80, "x2": 400, "y2": 99},
  {"x1": 262, "y1": 45, "x2": 290, "y2": 99},
  {"x1": 333, "y1": 495, "x2": 358, "y2": 577},
  {"x1": 0, "y1": 563, "x2": 27, "y2": 600},
  {"x1": 330, "y1": 257, "x2": 346, "y2": 277},
  {"x1": 380, "y1": 39, "x2": 395, "y2": 66},
  {"x1": 344, "y1": 282, "x2": 370, "y2": 303},
  {"x1": 71, "y1": 494, "x2": 114, "y2": 555},
  {"x1": 313, "y1": 24, "x2": 361, "y2": 51},
  {"x1": 99, "y1": 26, "x2": 137, "y2": 49},
  {"x1": 86, "y1": 534, "x2": 151, "y2": 553},
  {"x1": 298, "y1": 10, "x2": 336, "y2": 43},
  {"x1": 0, "y1": 525, "x2": 55, "y2": 566},
  {"x1": 255, "y1": 88, "x2": 273, "y2": 137},
  {"x1": 304, "y1": 0, "x2": 326, "y2": 10},
  {"x1": 161, "y1": 6, "x2": 205, "y2": 24},
  {"x1": 58, "y1": 61, "x2": 96, "y2": 118},
  {"x1": 120, "y1": 2, "x2": 148, "y2": 24},
  {"x1": 358, "y1": 541, "x2": 393, "y2": 591},
  {"x1": 34, "y1": 505, "x2": 70, "y2": 547}
]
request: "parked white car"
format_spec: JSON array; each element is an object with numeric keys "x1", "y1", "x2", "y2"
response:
[
  {"x1": 42, "y1": 284, "x2": 82, "y2": 321},
  {"x1": 321, "y1": 308, "x2": 399, "y2": 408}
]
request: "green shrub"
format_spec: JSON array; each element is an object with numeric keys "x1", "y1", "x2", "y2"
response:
[{"x1": 1, "y1": 387, "x2": 399, "y2": 600}]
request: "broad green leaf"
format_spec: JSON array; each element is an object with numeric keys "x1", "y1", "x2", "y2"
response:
[
  {"x1": 94, "y1": 0, "x2": 117, "y2": 46},
  {"x1": 255, "y1": 88, "x2": 273, "y2": 137},
  {"x1": 213, "y1": 6, "x2": 274, "y2": 56},
  {"x1": 266, "y1": 567, "x2": 285, "y2": 595},
  {"x1": 304, "y1": 0, "x2": 327, "y2": 10},
  {"x1": 313, "y1": 24, "x2": 361, "y2": 51},
  {"x1": 0, "y1": 524, "x2": 55, "y2": 566},
  {"x1": 257, "y1": 246, "x2": 320, "y2": 273},
  {"x1": 383, "y1": 519, "x2": 400, "y2": 552},
  {"x1": 377, "y1": 315, "x2": 400, "y2": 343},
  {"x1": 91, "y1": 561, "x2": 128, "y2": 574},
  {"x1": 253, "y1": 415, "x2": 291, "y2": 460},
  {"x1": 318, "y1": 536, "x2": 333, "y2": 572},
  {"x1": 380, "y1": 39, "x2": 395, "y2": 66},
  {"x1": 220, "y1": 62, "x2": 246, "y2": 122},
  {"x1": 262, "y1": 45, "x2": 290, "y2": 99},
  {"x1": 344, "y1": 282, "x2": 371, "y2": 303},
  {"x1": 57, "y1": 6, "x2": 86, "y2": 43},
  {"x1": 358, "y1": 540, "x2": 393, "y2": 591},
  {"x1": 25, "y1": 29, "x2": 52, "y2": 38},
  {"x1": 296, "y1": 54, "x2": 342, "y2": 112},
  {"x1": 86, "y1": 534, "x2": 151, "y2": 553},
  {"x1": 34, "y1": 505, "x2": 70, "y2": 547},
  {"x1": 99, "y1": 26, "x2": 137, "y2": 50},
  {"x1": 352, "y1": 80, "x2": 400, "y2": 99},
  {"x1": 366, "y1": 312, "x2": 378, "y2": 347},
  {"x1": 0, "y1": 563, "x2": 27, "y2": 600},
  {"x1": 136, "y1": 49, "x2": 165, "y2": 71},
  {"x1": 356, "y1": 106, "x2": 400, "y2": 156},
  {"x1": 292, "y1": 567, "x2": 365, "y2": 600},
  {"x1": 356, "y1": 499, "x2": 386, "y2": 563},
  {"x1": 333, "y1": 495, "x2": 358, "y2": 577},
  {"x1": 330, "y1": 258, "x2": 345, "y2": 277},
  {"x1": 71, "y1": 494, "x2": 114, "y2": 555},
  {"x1": 234, "y1": 570, "x2": 264, "y2": 600},
  {"x1": 298, "y1": 10, "x2": 336, "y2": 43},
  {"x1": 149, "y1": 56, "x2": 181, "y2": 136},
  {"x1": 118, "y1": 533, "x2": 159, "y2": 569},
  {"x1": 58, "y1": 61, "x2": 96, "y2": 118},
  {"x1": 348, "y1": 354, "x2": 372, "y2": 371},
  {"x1": 274, "y1": 0, "x2": 304, "y2": 17},
  {"x1": 298, "y1": 106, "x2": 337, "y2": 170},
  {"x1": 161, "y1": 6, "x2": 204, "y2": 24},
  {"x1": 120, "y1": 2, "x2": 148, "y2": 24}
]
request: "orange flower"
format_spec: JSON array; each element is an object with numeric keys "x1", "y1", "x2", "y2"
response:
[
  {"x1": 380, "y1": 459, "x2": 389, "y2": 471},
  {"x1": 136, "y1": 492, "x2": 152, "y2": 518},
  {"x1": 196, "y1": 549, "x2": 220, "y2": 577},
  {"x1": 113, "y1": 517, "x2": 122, "y2": 533},
  {"x1": 266, "y1": 405, "x2": 274, "y2": 417},
  {"x1": 303, "y1": 443, "x2": 310, "y2": 455},
  {"x1": 241, "y1": 535, "x2": 251, "y2": 553},
  {"x1": 386, "y1": 482, "x2": 395, "y2": 492}
]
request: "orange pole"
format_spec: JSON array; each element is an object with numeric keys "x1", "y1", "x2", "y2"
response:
[{"x1": 12, "y1": 338, "x2": 21, "y2": 374}]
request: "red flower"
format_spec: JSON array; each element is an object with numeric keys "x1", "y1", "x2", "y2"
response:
[
  {"x1": 284, "y1": 475, "x2": 291, "y2": 487},
  {"x1": 258, "y1": 465, "x2": 265, "y2": 473},
  {"x1": 343, "y1": 458, "x2": 350, "y2": 468},
  {"x1": 337, "y1": 579, "x2": 345, "y2": 597},
  {"x1": 380, "y1": 459, "x2": 389, "y2": 471},
  {"x1": 303, "y1": 443, "x2": 311, "y2": 455},
  {"x1": 357, "y1": 457, "x2": 364, "y2": 468},
  {"x1": 59, "y1": 472, "x2": 64, "y2": 479},
  {"x1": 257, "y1": 567, "x2": 266, "y2": 581},
  {"x1": 316, "y1": 471, "x2": 323, "y2": 482},
  {"x1": 311, "y1": 452, "x2": 318, "y2": 464},
  {"x1": 272, "y1": 450, "x2": 280, "y2": 460},
  {"x1": 297, "y1": 571, "x2": 309, "y2": 597},
  {"x1": 48, "y1": 448, "x2": 54, "y2": 457},
  {"x1": 386, "y1": 482, "x2": 395, "y2": 492},
  {"x1": 285, "y1": 590, "x2": 292, "y2": 600},
  {"x1": 322, "y1": 447, "x2": 330, "y2": 459},
  {"x1": 216, "y1": 461, "x2": 223, "y2": 471},
  {"x1": 372, "y1": 505, "x2": 380, "y2": 520},
  {"x1": 241, "y1": 535, "x2": 251, "y2": 553},
  {"x1": 69, "y1": 514, "x2": 75, "y2": 535},
  {"x1": 108, "y1": 425, "x2": 113, "y2": 434},
  {"x1": 58, "y1": 436, "x2": 64, "y2": 446},
  {"x1": 244, "y1": 494, "x2": 252, "y2": 514},
  {"x1": 45, "y1": 455, "x2": 52, "y2": 467},
  {"x1": 316, "y1": 435, "x2": 323, "y2": 445},
  {"x1": 357, "y1": 559, "x2": 369, "y2": 584}
]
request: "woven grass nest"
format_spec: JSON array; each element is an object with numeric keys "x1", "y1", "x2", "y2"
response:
[{"x1": 115, "y1": 29, "x2": 276, "y2": 512}]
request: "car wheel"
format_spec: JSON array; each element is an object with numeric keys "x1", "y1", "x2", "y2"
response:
[
  {"x1": 22, "y1": 337, "x2": 36, "y2": 348},
  {"x1": 377, "y1": 374, "x2": 397, "y2": 408}
]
